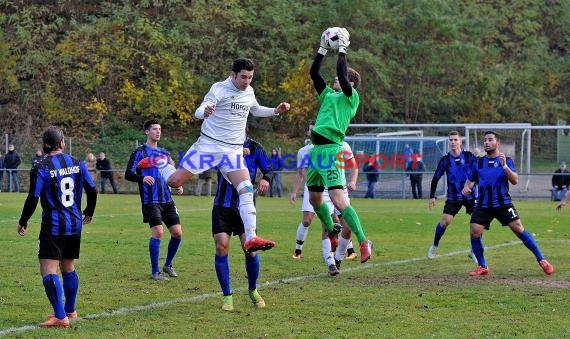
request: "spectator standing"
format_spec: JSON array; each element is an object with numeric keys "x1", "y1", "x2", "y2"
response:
[
  {"x1": 84, "y1": 153, "x2": 98, "y2": 181},
  {"x1": 31, "y1": 149, "x2": 44, "y2": 167},
  {"x1": 363, "y1": 158, "x2": 380, "y2": 198},
  {"x1": 403, "y1": 143, "x2": 414, "y2": 169},
  {"x1": 472, "y1": 147, "x2": 483, "y2": 158},
  {"x1": 96, "y1": 152, "x2": 118, "y2": 194},
  {"x1": 407, "y1": 155, "x2": 424, "y2": 199},
  {"x1": 0, "y1": 151, "x2": 4, "y2": 192},
  {"x1": 195, "y1": 168, "x2": 213, "y2": 196},
  {"x1": 269, "y1": 147, "x2": 282, "y2": 198},
  {"x1": 5, "y1": 144, "x2": 21, "y2": 192},
  {"x1": 551, "y1": 161, "x2": 569, "y2": 201}
]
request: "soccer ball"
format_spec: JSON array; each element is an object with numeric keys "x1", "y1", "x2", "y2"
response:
[{"x1": 322, "y1": 27, "x2": 341, "y2": 50}]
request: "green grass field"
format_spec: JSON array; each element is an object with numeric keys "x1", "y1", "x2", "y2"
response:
[{"x1": 1, "y1": 193, "x2": 569, "y2": 338}]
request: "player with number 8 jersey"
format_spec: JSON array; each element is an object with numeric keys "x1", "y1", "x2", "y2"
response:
[
  {"x1": 18, "y1": 125, "x2": 97, "y2": 328},
  {"x1": 19, "y1": 131, "x2": 97, "y2": 236}
]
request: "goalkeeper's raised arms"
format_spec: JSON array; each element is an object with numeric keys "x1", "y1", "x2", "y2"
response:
[
  {"x1": 337, "y1": 27, "x2": 350, "y2": 54},
  {"x1": 318, "y1": 30, "x2": 329, "y2": 55}
]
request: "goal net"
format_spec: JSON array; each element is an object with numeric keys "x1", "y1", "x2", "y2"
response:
[{"x1": 345, "y1": 124, "x2": 532, "y2": 198}]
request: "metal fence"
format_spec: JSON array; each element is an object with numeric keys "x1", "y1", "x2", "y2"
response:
[{"x1": 1, "y1": 168, "x2": 565, "y2": 202}]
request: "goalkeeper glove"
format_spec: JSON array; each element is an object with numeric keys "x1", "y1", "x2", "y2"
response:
[
  {"x1": 337, "y1": 28, "x2": 350, "y2": 54},
  {"x1": 318, "y1": 30, "x2": 329, "y2": 55}
]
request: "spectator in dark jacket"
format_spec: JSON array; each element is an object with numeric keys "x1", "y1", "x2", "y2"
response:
[
  {"x1": 31, "y1": 149, "x2": 44, "y2": 167},
  {"x1": 269, "y1": 147, "x2": 282, "y2": 198},
  {"x1": 552, "y1": 161, "x2": 569, "y2": 201},
  {"x1": 406, "y1": 155, "x2": 425, "y2": 199},
  {"x1": 96, "y1": 152, "x2": 118, "y2": 194},
  {"x1": 363, "y1": 158, "x2": 380, "y2": 198},
  {"x1": 5, "y1": 144, "x2": 21, "y2": 192}
]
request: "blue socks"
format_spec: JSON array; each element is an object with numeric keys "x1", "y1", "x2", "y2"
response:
[
  {"x1": 215, "y1": 254, "x2": 260, "y2": 296},
  {"x1": 149, "y1": 237, "x2": 161, "y2": 274},
  {"x1": 164, "y1": 237, "x2": 182, "y2": 268},
  {"x1": 245, "y1": 254, "x2": 260, "y2": 291},
  {"x1": 150, "y1": 236, "x2": 182, "y2": 273},
  {"x1": 517, "y1": 230, "x2": 544, "y2": 261},
  {"x1": 62, "y1": 270, "x2": 79, "y2": 314},
  {"x1": 470, "y1": 236, "x2": 486, "y2": 268},
  {"x1": 42, "y1": 274, "x2": 65, "y2": 319},
  {"x1": 215, "y1": 255, "x2": 231, "y2": 296},
  {"x1": 433, "y1": 223, "x2": 446, "y2": 246}
]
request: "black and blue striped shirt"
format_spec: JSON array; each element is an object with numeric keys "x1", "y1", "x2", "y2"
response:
[
  {"x1": 430, "y1": 150, "x2": 476, "y2": 201},
  {"x1": 468, "y1": 156, "x2": 515, "y2": 208},
  {"x1": 20, "y1": 153, "x2": 96, "y2": 236},
  {"x1": 125, "y1": 144, "x2": 173, "y2": 205}
]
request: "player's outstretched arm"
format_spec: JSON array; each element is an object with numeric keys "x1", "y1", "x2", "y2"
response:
[
  {"x1": 336, "y1": 28, "x2": 352, "y2": 97},
  {"x1": 290, "y1": 168, "x2": 306, "y2": 205},
  {"x1": 310, "y1": 30, "x2": 329, "y2": 95}
]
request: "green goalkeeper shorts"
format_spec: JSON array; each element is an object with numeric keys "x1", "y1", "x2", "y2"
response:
[{"x1": 306, "y1": 144, "x2": 346, "y2": 189}]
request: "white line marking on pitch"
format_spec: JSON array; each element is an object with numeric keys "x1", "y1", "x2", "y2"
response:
[{"x1": 0, "y1": 240, "x2": 558, "y2": 336}]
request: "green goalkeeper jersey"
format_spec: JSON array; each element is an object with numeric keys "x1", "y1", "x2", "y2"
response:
[{"x1": 312, "y1": 86, "x2": 360, "y2": 145}]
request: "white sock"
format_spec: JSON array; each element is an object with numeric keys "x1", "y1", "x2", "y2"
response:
[
  {"x1": 347, "y1": 240, "x2": 354, "y2": 250},
  {"x1": 295, "y1": 223, "x2": 309, "y2": 250},
  {"x1": 238, "y1": 192, "x2": 257, "y2": 241},
  {"x1": 322, "y1": 239, "x2": 334, "y2": 266},
  {"x1": 335, "y1": 235, "x2": 350, "y2": 261}
]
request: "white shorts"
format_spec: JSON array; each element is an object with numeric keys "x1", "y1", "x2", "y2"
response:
[
  {"x1": 301, "y1": 185, "x2": 350, "y2": 216},
  {"x1": 301, "y1": 185, "x2": 334, "y2": 214},
  {"x1": 179, "y1": 136, "x2": 246, "y2": 177}
]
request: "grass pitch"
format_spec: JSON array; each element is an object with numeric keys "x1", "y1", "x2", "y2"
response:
[{"x1": 0, "y1": 193, "x2": 569, "y2": 338}]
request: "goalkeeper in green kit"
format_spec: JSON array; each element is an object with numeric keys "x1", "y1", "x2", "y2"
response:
[{"x1": 307, "y1": 27, "x2": 373, "y2": 264}]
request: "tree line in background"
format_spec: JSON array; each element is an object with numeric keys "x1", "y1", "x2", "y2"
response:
[{"x1": 0, "y1": 0, "x2": 568, "y2": 157}]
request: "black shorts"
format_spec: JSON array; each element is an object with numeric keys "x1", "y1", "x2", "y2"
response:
[
  {"x1": 443, "y1": 199, "x2": 475, "y2": 216},
  {"x1": 142, "y1": 202, "x2": 181, "y2": 228},
  {"x1": 38, "y1": 233, "x2": 81, "y2": 260},
  {"x1": 470, "y1": 204, "x2": 520, "y2": 229},
  {"x1": 212, "y1": 205, "x2": 244, "y2": 237}
]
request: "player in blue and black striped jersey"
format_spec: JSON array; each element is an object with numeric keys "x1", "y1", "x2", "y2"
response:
[
  {"x1": 17, "y1": 126, "x2": 97, "y2": 328},
  {"x1": 462, "y1": 130, "x2": 554, "y2": 276},
  {"x1": 213, "y1": 137, "x2": 272, "y2": 311},
  {"x1": 125, "y1": 119, "x2": 184, "y2": 281},
  {"x1": 427, "y1": 131, "x2": 479, "y2": 263}
]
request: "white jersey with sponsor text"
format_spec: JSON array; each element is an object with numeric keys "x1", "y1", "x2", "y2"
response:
[{"x1": 198, "y1": 76, "x2": 263, "y2": 146}]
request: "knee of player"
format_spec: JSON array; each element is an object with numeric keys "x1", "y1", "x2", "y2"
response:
[
  {"x1": 169, "y1": 227, "x2": 183, "y2": 238},
  {"x1": 215, "y1": 241, "x2": 230, "y2": 255},
  {"x1": 151, "y1": 226, "x2": 165, "y2": 239},
  {"x1": 302, "y1": 215, "x2": 313, "y2": 227},
  {"x1": 309, "y1": 196, "x2": 321, "y2": 206},
  {"x1": 236, "y1": 179, "x2": 254, "y2": 194},
  {"x1": 469, "y1": 224, "x2": 484, "y2": 237}
]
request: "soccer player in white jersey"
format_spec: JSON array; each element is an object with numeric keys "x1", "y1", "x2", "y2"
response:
[
  {"x1": 167, "y1": 58, "x2": 290, "y2": 252},
  {"x1": 290, "y1": 124, "x2": 358, "y2": 276}
]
